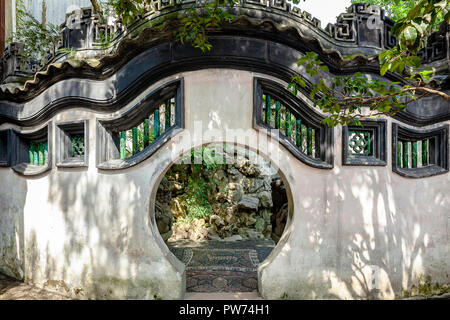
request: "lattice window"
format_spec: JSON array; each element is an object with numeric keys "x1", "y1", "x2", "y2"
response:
[
  {"x1": 10, "y1": 124, "x2": 52, "y2": 176},
  {"x1": 392, "y1": 124, "x2": 448, "y2": 178},
  {"x1": 97, "y1": 79, "x2": 184, "y2": 170},
  {"x1": 119, "y1": 98, "x2": 176, "y2": 159},
  {"x1": 342, "y1": 120, "x2": 386, "y2": 166},
  {"x1": 348, "y1": 130, "x2": 373, "y2": 156},
  {"x1": 262, "y1": 94, "x2": 320, "y2": 158},
  {"x1": 56, "y1": 121, "x2": 88, "y2": 167},
  {"x1": 254, "y1": 78, "x2": 333, "y2": 169}
]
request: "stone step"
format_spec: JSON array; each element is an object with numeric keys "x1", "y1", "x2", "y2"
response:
[
  {"x1": 185, "y1": 292, "x2": 262, "y2": 300},
  {"x1": 168, "y1": 240, "x2": 275, "y2": 293}
]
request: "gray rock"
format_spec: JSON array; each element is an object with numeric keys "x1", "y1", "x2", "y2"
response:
[
  {"x1": 213, "y1": 169, "x2": 227, "y2": 181},
  {"x1": 258, "y1": 190, "x2": 273, "y2": 208},
  {"x1": 249, "y1": 178, "x2": 264, "y2": 193},
  {"x1": 234, "y1": 158, "x2": 261, "y2": 177},
  {"x1": 246, "y1": 229, "x2": 262, "y2": 240},
  {"x1": 223, "y1": 235, "x2": 243, "y2": 241},
  {"x1": 210, "y1": 214, "x2": 225, "y2": 227},
  {"x1": 215, "y1": 191, "x2": 228, "y2": 203},
  {"x1": 228, "y1": 167, "x2": 244, "y2": 182},
  {"x1": 238, "y1": 195, "x2": 260, "y2": 210},
  {"x1": 208, "y1": 234, "x2": 222, "y2": 241},
  {"x1": 160, "y1": 230, "x2": 173, "y2": 243},
  {"x1": 228, "y1": 183, "x2": 243, "y2": 203}
]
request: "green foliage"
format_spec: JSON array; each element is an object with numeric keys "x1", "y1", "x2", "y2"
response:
[
  {"x1": 98, "y1": 29, "x2": 115, "y2": 50},
  {"x1": 351, "y1": 0, "x2": 447, "y2": 26},
  {"x1": 181, "y1": 175, "x2": 212, "y2": 222},
  {"x1": 289, "y1": 1, "x2": 449, "y2": 127},
  {"x1": 181, "y1": 145, "x2": 221, "y2": 171},
  {"x1": 10, "y1": 0, "x2": 60, "y2": 60},
  {"x1": 400, "y1": 275, "x2": 450, "y2": 298},
  {"x1": 174, "y1": 0, "x2": 238, "y2": 52},
  {"x1": 57, "y1": 47, "x2": 77, "y2": 59},
  {"x1": 71, "y1": 135, "x2": 85, "y2": 157},
  {"x1": 93, "y1": 0, "x2": 239, "y2": 53},
  {"x1": 288, "y1": 51, "x2": 447, "y2": 127},
  {"x1": 103, "y1": 0, "x2": 147, "y2": 26},
  {"x1": 375, "y1": 0, "x2": 449, "y2": 76}
]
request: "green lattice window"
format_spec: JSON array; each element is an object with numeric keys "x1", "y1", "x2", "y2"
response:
[
  {"x1": 71, "y1": 134, "x2": 85, "y2": 157},
  {"x1": 119, "y1": 97, "x2": 176, "y2": 159},
  {"x1": 392, "y1": 124, "x2": 448, "y2": 178},
  {"x1": 348, "y1": 130, "x2": 373, "y2": 156},
  {"x1": 56, "y1": 121, "x2": 88, "y2": 167},
  {"x1": 262, "y1": 94, "x2": 318, "y2": 158}
]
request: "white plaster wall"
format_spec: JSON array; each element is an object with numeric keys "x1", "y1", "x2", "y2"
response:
[{"x1": 0, "y1": 69, "x2": 449, "y2": 299}]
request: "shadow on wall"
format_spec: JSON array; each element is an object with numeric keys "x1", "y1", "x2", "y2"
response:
[
  {"x1": 34, "y1": 162, "x2": 178, "y2": 299},
  {"x1": 270, "y1": 165, "x2": 450, "y2": 300},
  {"x1": 0, "y1": 169, "x2": 26, "y2": 281},
  {"x1": 3, "y1": 137, "x2": 448, "y2": 299},
  {"x1": 13, "y1": 150, "x2": 450, "y2": 299}
]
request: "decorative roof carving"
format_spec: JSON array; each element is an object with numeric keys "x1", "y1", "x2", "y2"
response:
[{"x1": 0, "y1": 1, "x2": 448, "y2": 97}]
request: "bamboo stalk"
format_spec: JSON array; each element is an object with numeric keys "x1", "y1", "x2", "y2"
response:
[
  {"x1": 44, "y1": 142, "x2": 48, "y2": 164},
  {"x1": 397, "y1": 142, "x2": 402, "y2": 167},
  {"x1": 402, "y1": 141, "x2": 409, "y2": 168}
]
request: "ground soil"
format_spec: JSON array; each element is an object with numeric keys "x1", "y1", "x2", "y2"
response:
[{"x1": 0, "y1": 273, "x2": 71, "y2": 300}]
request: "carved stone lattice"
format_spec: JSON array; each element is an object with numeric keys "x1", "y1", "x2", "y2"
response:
[{"x1": 348, "y1": 130, "x2": 372, "y2": 156}]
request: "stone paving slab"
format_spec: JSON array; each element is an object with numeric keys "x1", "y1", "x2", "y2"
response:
[{"x1": 185, "y1": 292, "x2": 262, "y2": 300}]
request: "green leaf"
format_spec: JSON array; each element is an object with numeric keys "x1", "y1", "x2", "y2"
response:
[
  {"x1": 402, "y1": 25, "x2": 418, "y2": 43},
  {"x1": 319, "y1": 65, "x2": 329, "y2": 72},
  {"x1": 298, "y1": 78, "x2": 306, "y2": 88},
  {"x1": 406, "y1": 0, "x2": 427, "y2": 20},
  {"x1": 380, "y1": 62, "x2": 390, "y2": 76},
  {"x1": 406, "y1": 55, "x2": 422, "y2": 68}
]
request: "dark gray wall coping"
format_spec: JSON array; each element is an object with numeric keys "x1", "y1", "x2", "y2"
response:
[{"x1": 0, "y1": 37, "x2": 448, "y2": 128}]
